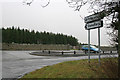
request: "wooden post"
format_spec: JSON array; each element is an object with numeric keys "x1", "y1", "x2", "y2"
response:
[
  {"x1": 118, "y1": 1, "x2": 120, "y2": 78},
  {"x1": 74, "y1": 51, "x2": 76, "y2": 54},
  {"x1": 85, "y1": 50, "x2": 87, "y2": 54},
  {"x1": 48, "y1": 50, "x2": 50, "y2": 54},
  {"x1": 110, "y1": 51, "x2": 112, "y2": 54},
  {"x1": 62, "y1": 51, "x2": 64, "y2": 55}
]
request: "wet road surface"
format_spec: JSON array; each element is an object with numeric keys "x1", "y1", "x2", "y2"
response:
[{"x1": 2, "y1": 50, "x2": 118, "y2": 79}]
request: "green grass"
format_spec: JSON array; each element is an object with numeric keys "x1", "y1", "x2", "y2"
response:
[{"x1": 20, "y1": 58, "x2": 118, "y2": 79}]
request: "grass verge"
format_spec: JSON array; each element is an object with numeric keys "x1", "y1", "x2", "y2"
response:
[{"x1": 19, "y1": 57, "x2": 118, "y2": 79}]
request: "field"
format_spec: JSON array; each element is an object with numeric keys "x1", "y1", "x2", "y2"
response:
[{"x1": 20, "y1": 58, "x2": 118, "y2": 79}]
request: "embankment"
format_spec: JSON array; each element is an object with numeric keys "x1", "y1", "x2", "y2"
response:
[{"x1": 2, "y1": 43, "x2": 71, "y2": 50}]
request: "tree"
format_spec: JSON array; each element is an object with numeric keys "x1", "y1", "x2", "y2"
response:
[
  {"x1": 2, "y1": 27, "x2": 78, "y2": 46},
  {"x1": 23, "y1": 0, "x2": 50, "y2": 7},
  {"x1": 22, "y1": 0, "x2": 120, "y2": 77},
  {"x1": 66, "y1": 0, "x2": 120, "y2": 77}
]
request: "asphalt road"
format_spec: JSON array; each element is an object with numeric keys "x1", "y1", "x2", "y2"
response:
[{"x1": 2, "y1": 50, "x2": 118, "y2": 79}]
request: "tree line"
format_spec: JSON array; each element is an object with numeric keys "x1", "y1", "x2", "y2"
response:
[{"x1": 2, "y1": 27, "x2": 78, "y2": 46}]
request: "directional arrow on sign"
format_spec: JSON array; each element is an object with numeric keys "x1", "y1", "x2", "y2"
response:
[
  {"x1": 84, "y1": 13, "x2": 101, "y2": 23},
  {"x1": 85, "y1": 20, "x2": 103, "y2": 30}
]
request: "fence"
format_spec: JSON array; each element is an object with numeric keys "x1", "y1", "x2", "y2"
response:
[{"x1": 101, "y1": 47, "x2": 117, "y2": 54}]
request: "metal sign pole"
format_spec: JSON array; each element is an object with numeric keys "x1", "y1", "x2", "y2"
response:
[
  {"x1": 98, "y1": 28, "x2": 101, "y2": 65},
  {"x1": 85, "y1": 13, "x2": 103, "y2": 64},
  {"x1": 88, "y1": 30, "x2": 90, "y2": 63}
]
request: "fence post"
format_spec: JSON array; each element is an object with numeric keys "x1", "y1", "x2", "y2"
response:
[
  {"x1": 62, "y1": 51, "x2": 64, "y2": 55},
  {"x1": 74, "y1": 51, "x2": 76, "y2": 54},
  {"x1": 85, "y1": 50, "x2": 87, "y2": 54},
  {"x1": 48, "y1": 50, "x2": 50, "y2": 54},
  {"x1": 110, "y1": 51, "x2": 112, "y2": 53},
  {"x1": 103, "y1": 51, "x2": 104, "y2": 54}
]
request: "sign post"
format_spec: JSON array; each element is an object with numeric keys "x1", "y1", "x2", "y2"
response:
[
  {"x1": 88, "y1": 30, "x2": 90, "y2": 63},
  {"x1": 98, "y1": 28, "x2": 101, "y2": 65},
  {"x1": 84, "y1": 13, "x2": 103, "y2": 64}
]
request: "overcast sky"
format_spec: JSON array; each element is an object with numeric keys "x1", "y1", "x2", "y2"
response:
[{"x1": 1, "y1": 0, "x2": 110, "y2": 46}]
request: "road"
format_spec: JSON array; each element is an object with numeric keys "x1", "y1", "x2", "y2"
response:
[{"x1": 2, "y1": 50, "x2": 118, "y2": 79}]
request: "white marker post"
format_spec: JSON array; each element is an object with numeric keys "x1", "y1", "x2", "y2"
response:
[{"x1": 88, "y1": 30, "x2": 90, "y2": 63}]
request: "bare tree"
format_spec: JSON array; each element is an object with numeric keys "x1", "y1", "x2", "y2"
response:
[
  {"x1": 23, "y1": 0, "x2": 50, "y2": 7},
  {"x1": 66, "y1": 0, "x2": 119, "y2": 44},
  {"x1": 67, "y1": 0, "x2": 120, "y2": 77},
  {"x1": 22, "y1": 0, "x2": 120, "y2": 77}
]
